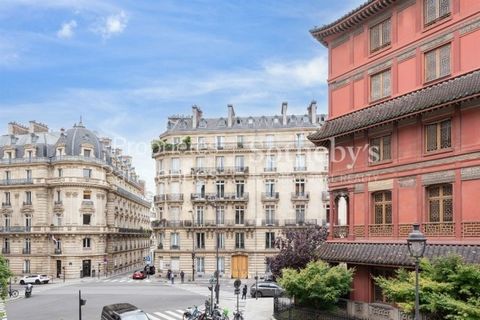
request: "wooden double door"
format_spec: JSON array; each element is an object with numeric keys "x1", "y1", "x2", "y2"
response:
[{"x1": 231, "y1": 255, "x2": 248, "y2": 279}]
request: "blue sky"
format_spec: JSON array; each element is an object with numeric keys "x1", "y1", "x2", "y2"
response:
[{"x1": 0, "y1": 0, "x2": 364, "y2": 192}]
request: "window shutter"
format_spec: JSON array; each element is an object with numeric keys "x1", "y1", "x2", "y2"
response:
[
  {"x1": 370, "y1": 25, "x2": 380, "y2": 51},
  {"x1": 382, "y1": 136, "x2": 392, "y2": 160},
  {"x1": 440, "y1": 120, "x2": 451, "y2": 148},
  {"x1": 425, "y1": 50, "x2": 436, "y2": 82},
  {"x1": 426, "y1": 123, "x2": 438, "y2": 151}
]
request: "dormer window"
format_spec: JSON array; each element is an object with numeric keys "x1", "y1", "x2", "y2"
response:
[
  {"x1": 370, "y1": 18, "x2": 391, "y2": 53},
  {"x1": 56, "y1": 148, "x2": 64, "y2": 156},
  {"x1": 84, "y1": 149, "x2": 91, "y2": 157}
]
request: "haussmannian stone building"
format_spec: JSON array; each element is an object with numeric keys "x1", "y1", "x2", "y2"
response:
[
  {"x1": 0, "y1": 120, "x2": 151, "y2": 279},
  {"x1": 151, "y1": 102, "x2": 329, "y2": 280}
]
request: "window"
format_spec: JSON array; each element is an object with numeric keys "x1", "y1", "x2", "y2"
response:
[
  {"x1": 216, "y1": 206, "x2": 225, "y2": 224},
  {"x1": 370, "y1": 135, "x2": 392, "y2": 162},
  {"x1": 216, "y1": 136, "x2": 225, "y2": 149},
  {"x1": 295, "y1": 179, "x2": 305, "y2": 196},
  {"x1": 24, "y1": 238, "x2": 31, "y2": 254},
  {"x1": 23, "y1": 260, "x2": 30, "y2": 273},
  {"x1": 265, "y1": 232, "x2": 275, "y2": 249},
  {"x1": 265, "y1": 180, "x2": 275, "y2": 196},
  {"x1": 235, "y1": 156, "x2": 244, "y2": 171},
  {"x1": 196, "y1": 257, "x2": 205, "y2": 273},
  {"x1": 196, "y1": 233, "x2": 205, "y2": 249},
  {"x1": 235, "y1": 232, "x2": 245, "y2": 249},
  {"x1": 56, "y1": 191, "x2": 62, "y2": 202},
  {"x1": 235, "y1": 180, "x2": 245, "y2": 198},
  {"x1": 5, "y1": 171, "x2": 10, "y2": 181},
  {"x1": 171, "y1": 158, "x2": 180, "y2": 174},
  {"x1": 57, "y1": 168, "x2": 63, "y2": 177},
  {"x1": 26, "y1": 150, "x2": 33, "y2": 160},
  {"x1": 425, "y1": 44, "x2": 451, "y2": 82},
  {"x1": 370, "y1": 69, "x2": 391, "y2": 101},
  {"x1": 84, "y1": 149, "x2": 91, "y2": 157},
  {"x1": 56, "y1": 148, "x2": 64, "y2": 156},
  {"x1": 265, "y1": 135, "x2": 274, "y2": 148},
  {"x1": 295, "y1": 205, "x2": 305, "y2": 224},
  {"x1": 195, "y1": 157, "x2": 205, "y2": 169},
  {"x1": 198, "y1": 137, "x2": 206, "y2": 149},
  {"x1": 170, "y1": 233, "x2": 180, "y2": 249},
  {"x1": 217, "y1": 233, "x2": 225, "y2": 249},
  {"x1": 265, "y1": 155, "x2": 276, "y2": 171},
  {"x1": 173, "y1": 137, "x2": 181, "y2": 144},
  {"x1": 370, "y1": 18, "x2": 391, "y2": 52},
  {"x1": 83, "y1": 214, "x2": 91, "y2": 225},
  {"x1": 25, "y1": 191, "x2": 32, "y2": 205},
  {"x1": 295, "y1": 133, "x2": 305, "y2": 148},
  {"x1": 3, "y1": 238, "x2": 9, "y2": 252},
  {"x1": 216, "y1": 180, "x2": 225, "y2": 198},
  {"x1": 427, "y1": 184, "x2": 453, "y2": 222},
  {"x1": 217, "y1": 257, "x2": 225, "y2": 273},
  {"x1": 25, "y1": 216, "x2": 32, "y2": 231},
  {"x1": 215, "y1": 156, "x2": 224, "y2": 170},
  {"x1": 26, "y1": 170, "x2": 32, "y2": 180},
  {"x1": 235, "y1": 206, "x2": 245, "y2": 225},
  {"x1": 83, "y1": 191, "x2": 91, "y2": 200},
  {"x1": 4, "y1": 215, "x2": 10, "y2": 230},
  {"x1": 83, "y1": 238, "x2": 91, "y2": 248},
  {"x1": 196, "y1": 181, "x2": 205, "y2": 197},
  {"x1": 373, "y1": 191, "x2": 392, "y2": 224},
  {"x1": 295, "y1": 154, "x2": 306, "y2": 171},
  {"x1": 265, "y1": 205, "x2": 275, "y2": 224},
  {"x1": 83, "y1": 168, "x2": 92, "y2": 178},
  {"x1": 425, "y1": 119, "x2": 451, "y2": 152},
  {"x1": 4, "y1": 192, "x2": 11, "y2": 206},
  {"x1": 424, "y1": 0, "x2": 450, "y2": 26},
  {"x1": 237, "y1": 136, "x2": 244, "y2": 148},
  {"x1": 196, "y1": 206, "x2": 204, "y2": 225}
]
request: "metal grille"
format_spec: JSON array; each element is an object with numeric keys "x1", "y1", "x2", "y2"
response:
[
  {"x1": 429, "y1": 199, "x2": 440, "y2": 222},
  {"x1": 425, "y1": 49, "x2": 437, "y2": 82},
  {"x1": 374, "y1": 204, "x2": 383, "y2": 224},
  {"x1": 371, "y1": 73, "x2": 381, "y2": 101},
  {"x1": 440, "y1": 120, "x2": 451, "y2": 148},
  {"x1": 439, "y1": 44, "x2": 451, "y2": 77},
  {"x1": 383, "y1": 136, "x2": 391, "y2": 161}
]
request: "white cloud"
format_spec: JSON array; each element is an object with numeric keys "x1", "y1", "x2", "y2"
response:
[
  {"x1": 93, "y1": 10, "x2": 128, "y2": 39},
  {"x1": 57, "y1": 20, "x2": 77, "y2": 39}
]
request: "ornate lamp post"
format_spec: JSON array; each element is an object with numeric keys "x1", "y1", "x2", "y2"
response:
[{"x1": 407, "y1": 223, "x2": 427, "y2": 320}]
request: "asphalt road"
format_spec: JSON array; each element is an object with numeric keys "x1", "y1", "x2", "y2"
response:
[{"x1": 6, "y1": 275, "x2": 210, "y2": 320}]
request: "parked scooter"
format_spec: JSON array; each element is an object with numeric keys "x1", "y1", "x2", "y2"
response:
[{"x1": 25, "y1": 283, "x2": 33, "y2": 298}]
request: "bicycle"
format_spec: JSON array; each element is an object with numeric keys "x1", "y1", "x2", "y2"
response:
[
  {"x1": 8, "y1": 288, "x2": 19, "y2": 298},
  {"x1": 232, "y1": 310, "x2": 244, "y2": 320}
]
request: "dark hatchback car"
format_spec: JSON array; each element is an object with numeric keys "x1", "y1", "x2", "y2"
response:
[
  {"x1": 101, "y1": 303, "x2": 150, "y2": 320},
  {"x1": 250, "y1": 282, "x2": 285, "y2": 298}
]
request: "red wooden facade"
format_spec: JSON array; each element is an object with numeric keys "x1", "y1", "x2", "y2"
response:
[{"x1": 309, "y1": 0, "x2": 480, "y2": 304}]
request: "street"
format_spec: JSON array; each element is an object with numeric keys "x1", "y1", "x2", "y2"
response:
[{"x1": 6, "y1": 274, "x2": 252, "y2": 320}]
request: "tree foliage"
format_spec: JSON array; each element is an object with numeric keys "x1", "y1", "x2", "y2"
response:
[
  {"x1": 375, "y1": 255, "x2": 480, "y2": 320},
  {"x1": 279, "y1": 260, "x2": 353, "y2": 309},
  {"x1": 0, "y1": 255, "x2": 12, "y2": 300},
  {"x1": 266, "y1": 225, "x2": 328, "y2": 279}
]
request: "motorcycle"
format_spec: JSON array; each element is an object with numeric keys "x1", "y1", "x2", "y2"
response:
[{"x1": 25, "y1": 284, "x2": 33, "y2": 298}]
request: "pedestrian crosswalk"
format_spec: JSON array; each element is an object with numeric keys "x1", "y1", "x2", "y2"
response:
[
  {"x1": 145, "y1": 310, "x2": 185, "y2": 320},
  {"x1": 93, "y1": 277, "x2": 154, "y2": 284}
]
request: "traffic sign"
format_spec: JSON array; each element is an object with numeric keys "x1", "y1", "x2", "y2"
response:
[
  {"x1": 233, "y1": 279, "x2": 241, "y2": 289},
  {"x1": 234, "y1": 288, "x2": 240, "y2": 295},
  {"x1": 209, "y1": 277, "x2": 217, "y2": 285}
]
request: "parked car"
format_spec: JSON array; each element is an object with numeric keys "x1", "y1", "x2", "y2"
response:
[
  {"x1": 101, "y1": 303, "x2": 150, "y2": 320},
  {"x1": 19, "y1": 274, "x2": 50, "y2": 285},
  {"x1": 132, "y1": 270, "x2": 146, "y2": 280},
  {"x1": 250, "y1": 282, "x2": 284, "y2": 298},
  {"x1": 144, "y1": 265, "x2": 155, "y2": 275}
]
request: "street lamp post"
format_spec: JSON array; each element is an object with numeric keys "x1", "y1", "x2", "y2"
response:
[{"x1": 407, "y1": 223, "x2": 427, "y2": 320}]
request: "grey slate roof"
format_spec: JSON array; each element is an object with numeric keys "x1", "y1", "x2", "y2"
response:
[
  {"x1": 317, "y1": 242, "x2": 480, "y2": 267},
  {"x1": 308, "y1": 70, "x2": 480, "y2": 142},
  {"x1": 165, "y1": 114, "x2": 326, "y2": 134}
]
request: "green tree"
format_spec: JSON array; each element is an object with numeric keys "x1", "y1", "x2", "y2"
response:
[
  {"x1": 375, "y1": 255, "x2": 480, "y2": 320},
  {"x1": 279, "y1": 260, "x2": 353, "y2": 310},
  {"x1": 0, "y1": 255, "x2": 13, "y2": 300}
]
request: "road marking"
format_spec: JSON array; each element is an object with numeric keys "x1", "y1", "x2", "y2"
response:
[
  {"x1": 153, "y1": 311, "x2": 179, "y2": 320},
  {"x1": 176, "y1": 309, "x2": 183, "y2": 313},
  {"x1": 165, "y1": 310, "x2": 183, "y2": 319},
  {"x1": 146, "y1": 313, "x2": 162, "y2": 320}
]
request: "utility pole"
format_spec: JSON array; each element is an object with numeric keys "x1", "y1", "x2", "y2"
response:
[{"x1": 79, "y1": 290, "x2": 86, "y2": 320}]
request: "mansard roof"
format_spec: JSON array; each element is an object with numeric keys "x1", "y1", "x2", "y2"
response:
[
  {"x1": 310, "y1": 0, "x2": 396, "y2": 46},
  {"x1": 308, "y1": 70, "x2": 480, "y2": 143}
]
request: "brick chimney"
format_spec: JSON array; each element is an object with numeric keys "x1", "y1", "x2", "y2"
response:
[
  {"x1": 281, "y1": 102, "x2": 288, "y2": 125},
  {"x1": 192, "y1": 105, "x2": 203, "y2": 129},
  {"x1": 28, "y1": 121, "x2": 48, "y2": 133},
  {"x1": 8, "y1": 122, "x2": 28, "y2": 135},
  {"x1": 227, "y1": 104, "x2": 235, "y2": 127}
]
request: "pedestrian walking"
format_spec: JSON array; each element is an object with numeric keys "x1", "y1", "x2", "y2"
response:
[
  {"x1": 242, "y1": 284, "x2": 247, "y2": 300},
  {"x1": 171, "y1": 273, "x2": 175, "y2": 284},
  {"x1": 180, "y1": 270, "x2": 185, "y2": 283},
  {"x1": 167, "y1": 269, "x2": 171, "y2": 281}
]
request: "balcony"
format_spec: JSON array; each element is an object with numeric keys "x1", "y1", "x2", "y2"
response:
[
  {"x1": 333, "y1": 225, "x2": 349, "y2": 239},
  {"x1": 23, "y1": 201, "x2": 33, "y2": 206},
  {"x1": 422, "y1": 222, "x2": 455, "y2": 237},
  {"x1": 157, "y1": 243, "x2": 163, "y2": 250},
  {"x1": 170, "y1": 245, "x2": 180, "y2": 250},
  {"x1": 261, "y1": 192, "x2": 279, "y2": 202},
  {"x1": 54, "y1": 248, "x2": 62, "y2": 254},
  {"x1": 1, "y1": 202, "x2": 11, "y2": 208},
  {"x1": 264, "y1": 167, "x2": 277, "y2": 173},
  {"x1": 369, "y1": 224, "x2": 393, "y2": 237},
  {"x1": 154, "y1": 194, "x2": 184, "y2": 203},
  {"x1": 2, "y1": 248, "x2": 10, "y2": 254},
  {"x1": 284, "y1": 219, "x2": 317, "y2": 227},
  {"x1": 152, "y1": 220, "x2": 184, "y2": 228},
  {"x1": 294, "y1": 166, "x2": 307, "y2": 172},
  {"x1": 262, "y1": 219, "x2": 279, "y2": 227},
  {"x1": 291, "y1": 192, "x2": 310, "y2": 201},
  {"x1": 0, "y1": 226, "x2": 30, "y2": 233},
  {"x1": 191, "y1": 166, "x2": 249, "y2": 176},
  {"x1": 22, "y1": 248, "x2": 31, "y2": 254},
  {"x1": 118, "y1": 227, "x2": 150, "y2": 234},
  {"x1": 191, "y1": 193, "x2": 249, "y2": 203},
  {"x1": 0, "y1": 178, "x2": 33, "y2": 186}
]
